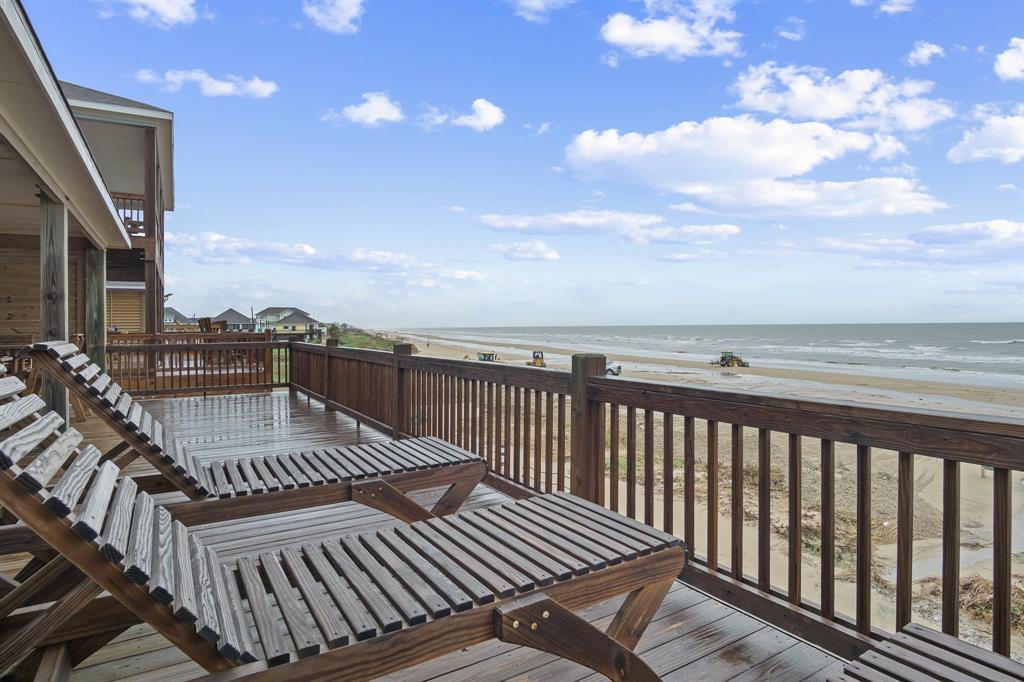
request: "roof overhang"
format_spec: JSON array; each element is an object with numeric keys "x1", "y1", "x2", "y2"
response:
[
  {"x1": 0, "y1": 0, "x2": 129, "y2": 249},
  {"x1": 66, "y1": 101, "x2": 174, "y2": 211}
]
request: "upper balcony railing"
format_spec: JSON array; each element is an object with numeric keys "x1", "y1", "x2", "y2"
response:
[
  {"x1": 111, "y1": 192, "x2": 148, "y2": 239},
  {"x1": 287, "y1": 340, "x2": 1024, "y2": 663}
]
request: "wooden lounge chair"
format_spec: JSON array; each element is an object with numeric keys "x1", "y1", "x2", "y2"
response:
[
  {"x1": 20, "y1": 342, "x2": 486, "y2": 524},
  {"x1": 829, "y1": 623, "x2": 1024, "y2": 681},
  {"x1": 0, "y1": 394, "x2": 685, "y2": 680}
]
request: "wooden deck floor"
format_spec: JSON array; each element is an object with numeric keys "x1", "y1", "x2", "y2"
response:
[{"x1": 61, "y1": 391, "x2": 842, "y2": 681}]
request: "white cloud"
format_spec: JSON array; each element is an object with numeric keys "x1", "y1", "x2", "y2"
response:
[
  {"x1": 135, "y1": 68, "x2": 278, "y2": 98},
  {"x1": 879, "y1": 0, "x2": 914, "y2": 14},
  {"x1": 303, "y1": 0, "x2": 364, "y2": 34},
  {"x1": 996, "y1": 183, "x2": 1020, "y2": 192},
  {"x1": 994, "y1": 37, "x2": 1024, "y2": 80},
  {"x1": 480, "y1": 209, "x2": 663, "y2": 235},
  {"x1": 732, "y1": 62, "x2": 953, "y2": 132},
  {"x1": 566, "y1": 115, "x2": 944, "y2": 217},
  {"x1": 906, "y1": 41, "x2": 944, "y2": 66},
  {"x1": 122, "y1": 0, "x2": 201, "y2": 28},
  {"x1": 947, "y1": 105, "x2": 1024, "y2": 165},
  {"x1": 660, "y1": 249, "x2": 728, "y2": 262},
  {"x1": 446, "y1": 205, "x2": 467, "y2": 213},
  {"x1": 775, "y1": 16, "x2": 806, "y2": 42},
  {"x1": 328, "y1": 92, "x2": 404, "y2": 127},
  {"x1": 479, "y1": 209, "x2": 742, "y2": 244},
  {"x1": 601, "y1": 0, "x2": 742, "y2": 62},
  {"x1": 452, "y1": 99, "x2": 506, "y2": 131},
  {"x1": 491, "y1": 240, "x2": 561, "y2": 261},
  {"x1": 788, "y1": 219, "x2": 1023, "y2": 265},
  {"x1": 168, "y1": 231, "x2": 488, "y2": 287},
  {"x1": 626, "y1": 224, "x2": 741, "y2": 244},
  {"x1": 525, "y1": 121, "x2": 553, "y2": 135},
  {"x1": 511, "y1": 0, "x2": 575, "y2": 23},
  {"x1": 602, "y1": 52, "x2": 620, "y2": 68}
]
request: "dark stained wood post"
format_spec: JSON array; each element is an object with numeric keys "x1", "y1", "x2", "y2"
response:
[
  {"x1": 39, "y1": 195, "x2": 68, "y2": 421},
  {"x1": 570, "y1": 353, "x2": 605, "y2": 502},
  {"x1": 323, "y1": 338, "x2": 338, "y2": 411},
  {"x1": 392, "y1": 343, "x2": 413, "y2": 439},
  {"x1": 84, "y1": 244, "x2": 106, "y2": 372}
]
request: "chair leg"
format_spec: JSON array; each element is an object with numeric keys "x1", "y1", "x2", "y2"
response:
[
  {"x1": 431, "y1": 479, "x2": 478, "y2": 516},
  {"x1": 0, "y1": 578, "x2": 102, "y2": 677},
  {"x1": 0, "y1": 556, "x2": 79, "y2": 620},
  {"x1": 32, "y1": 643, "x2": 70, "y2": 682},
  {"x1": 351, "y1": 478, "x2": 434, "y2": 523},
  {"x1": 494, "y1": 592, "x2": 661, "y2": 682},
  {"x1": 606, "y1": 576, "x2": 674, "y2": 649}
]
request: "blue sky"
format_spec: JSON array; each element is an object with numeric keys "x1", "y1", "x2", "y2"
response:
[{"x1": 27, "y1": 0, "x2": 1024, "y2": 326}]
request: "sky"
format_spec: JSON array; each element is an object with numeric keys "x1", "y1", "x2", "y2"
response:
[{"x1": 26, "y1": 0, "x2": 1024, "y2": 327}]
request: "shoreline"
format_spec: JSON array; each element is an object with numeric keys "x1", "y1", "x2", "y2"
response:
[{"x1": 398, "y1": 331, "x2": 1022, "y2": 417}]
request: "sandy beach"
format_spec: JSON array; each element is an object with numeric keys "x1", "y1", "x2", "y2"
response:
[{"x1": 391, "y1": 328, "x2": 1024, "y2": 656}]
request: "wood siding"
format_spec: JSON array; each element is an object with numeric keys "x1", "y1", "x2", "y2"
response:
[{"x1": 0, "y1": 234, "x2": 85, "y2": 344}]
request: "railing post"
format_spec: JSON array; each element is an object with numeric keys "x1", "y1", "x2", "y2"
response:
[
  {"x1": 323, "y1": 338, "x2": 338, "y2": 410},
  {"x1": 570, "y1": 353, "x2": 606, "y2": 502},
  {"x1": 392, "y1": 343, "x2": 413, "y2": 439}
]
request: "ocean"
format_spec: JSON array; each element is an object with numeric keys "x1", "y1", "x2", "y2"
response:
[{"x1": 409, "y1": 323, "x2": 1024, "y2": 391}]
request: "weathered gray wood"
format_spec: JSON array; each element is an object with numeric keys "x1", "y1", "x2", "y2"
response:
[
  {"x1": 125, "y1": 402, "x2": 143, "y2": 432},
  {"x1": 237, "y1": 556, "x2": 289, "y2": 666},
  {"x1": 0, "y1": 394, "x2": 46, "y2": 432},
  {"x1": 189, "y1": 534, "x2": 220, "y2": 644},
  {"x1": 39, "y1": 197, "x2": 68, "y2": 421},
  {"x1": 172, "y1": 520, "x2": 199, "y2": 623},
  {"x1": 87, "y1": 372, "x2": 110, "y2": 397},
  {"x1": 279, "y1": 545, "x2": 349, "y2": 648},
  {"x1": 15, "y1": 428, "x2": 83, "y2": 492},
  {"x1": 0, "y1": 411, "x2": 63, "y2": 468},
  {"x1": 85, "y1": 245, "x2": 106, "y2": 372},
  {"x1": 99, "y1": 383, "x2": 122, "y2": 409},
  {"x1": 0, "y1": 376, "x2": 27, "y2": 400},
  {"x1": 205, "y1": 548, "x2": 241, "y2": 659},
  {"x1": 112, "y1": 392, "x2": 133, "y2": 420},
  {"x1": 43, "y1": 445, "x2": 101, "y2": 517},
  {"x1": 99, "y1": 477, "x2": 138, "y2": 563},
  {"x1": 260, "y1": 550, "x2": 320, "y2": 658},
  {"x1": 71, "y1": 460, "x2": 119, "y2": 540},
  {"x1": 124, "y1": 491, "x2": 155, "y2": 582},
  {"x1": 150, "y1": 507, "x2": 175, "y2": 604}
]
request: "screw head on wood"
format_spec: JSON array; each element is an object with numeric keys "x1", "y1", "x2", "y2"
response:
[
  {"x1": 542, "y1": 610, "x2": 549, "y2": 619},
  {"x1": 512, "y1": 620, "x2": 519, "y2": 629},
  {"x1": 530, "y1": 622, "x2": 538, "y2": 631},
  {"x1": 370, "y1": 493, "x2": 376, "y2": 499}
]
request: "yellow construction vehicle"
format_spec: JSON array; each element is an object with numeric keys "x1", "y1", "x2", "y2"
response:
[
  {"x1": 525, "y1": 351, "x2": 546, "y2": 368},
  {"x1": 712, "y1": 351, "x2": 749, "y2": 368}
]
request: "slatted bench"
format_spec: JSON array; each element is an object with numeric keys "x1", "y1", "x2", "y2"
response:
[
  {"x1": 21, "y1": 342, "x2": 487, "y2": 524},
  {"x1": 0, "y1": 396, "x2": 685, "y2": 681},
  {"x1": 830, "y1": 623, "x2": 1024, "y2": 682}
]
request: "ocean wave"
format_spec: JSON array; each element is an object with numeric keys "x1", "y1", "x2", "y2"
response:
[{"x1": 970, "y1": 339, "x2": 1024, "y2": 345}]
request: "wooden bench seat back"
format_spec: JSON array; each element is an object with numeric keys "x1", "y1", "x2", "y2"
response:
[
  {"x1": 21, "y1": 342, "x2": 209, "y2": 497},
  {"x1": 0, "y1": 400, "x2": 255, "y2": 664}
]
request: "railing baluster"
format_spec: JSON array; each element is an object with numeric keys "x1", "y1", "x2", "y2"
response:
[
  {"x1": 610, "y1": 404, "x2": 620, "y2": 512},
  {"x1": 503, "y1": 384, "x2": 511, "y2": 480},
  {"x1": 758, "y1": 428, "x2": 771, "y2": 591},
  {"x1": 731, "y1": 424, "x2": 743, "y2": 580},
  {"x1": 707, "y1": 419, "x2": 719, "y2": 571},
  {"x1": 523, "y1": 388, "x2": 532, "y2": 487},
  {"x1": 856, "y1": 444, "x2": 872, "y2": 635},
  {"x1": 684, "y1": 416, "x2": 695, "y2": 562},
  {"x1": 557, "y1": 394, "x2": 566, "y2": 492},
  {"x1": 994, "y1": 466, "x2": 1011, "y2": 656},
  {"x1": 788, "y1": 433, "x2": 802, "y2": 605},
  {"x1": 896, "y1": 451, "x2": 913, "y2": 631},
  {"x1": 942, "y1": 459, "x2": 960, "y2": 637},
  {"x1": 821, "y1": 439, "x2": 835, "y2": 621},
  {"x1": 514, "y1": 386, "x2": 523, "y2": 484},
  {"x1": 644, "y1": 408, "x2": 654, "y2": 526},
  {"x1": 534, "y1": 390, "x2": 542, "y2": 491},
  {"x1": 545, "y1": 391, "x2": 553, "y2": 493},
  {"x1": 664, "y1": 413, "x2": 674, "y2": 535},
  {"x1": 626, "y1": 406, "x2": 637, "y2": 519}
]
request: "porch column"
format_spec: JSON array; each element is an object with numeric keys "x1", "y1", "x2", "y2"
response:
[
  {"x1": 39, "y1": 194, "x2": 68, "y2": 420},
  {"x1": 85, "y1": 244, "x2": 106, "y2": 371}
]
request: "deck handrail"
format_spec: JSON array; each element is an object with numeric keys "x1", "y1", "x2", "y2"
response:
[{"x1": 286, "y1": 340, "x2": 1024, "y2": 661}]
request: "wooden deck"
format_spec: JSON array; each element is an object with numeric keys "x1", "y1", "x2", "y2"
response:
[{"x1": 62, "y1": 391, "x2": 842, "y2": 681}]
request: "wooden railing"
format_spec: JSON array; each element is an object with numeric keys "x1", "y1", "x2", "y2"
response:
[
  {"x1": 106, "y1": 341, "x2": 289, "y2": 396},
  {"x1": 288, "y1": 342, "x2": 1024, "y2": 661},
  {"x1": 111, "y1": 193, "x2": 147, "y2": 238},
  {"x1": 108, "y1": 331, "x2": 271, "y2": 345}
]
